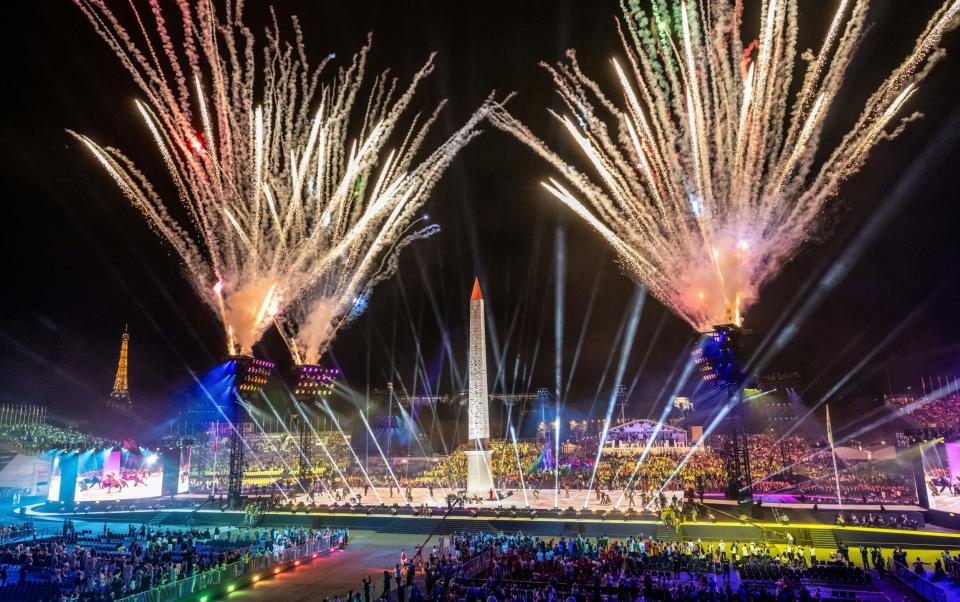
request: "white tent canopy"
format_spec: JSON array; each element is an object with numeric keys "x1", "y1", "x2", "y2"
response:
[{"x1": 605, "y1": 419, "x2": 688, "y2": 447}]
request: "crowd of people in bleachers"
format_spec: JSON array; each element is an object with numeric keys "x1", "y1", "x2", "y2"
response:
[
  {"x1": 886, "y1": 387, "x2": 960, "y2": 432},
  {"x1": 415, "y1": 434, "x2": 917, "y2": 506},
  {"x1": 896, "y1": 427, "x2": 959, "y2": 448},
  {"x1": 0, "y1": 522, "x2": 346, "y2": 601},
  {"x1": 180, "y1": 427, "x2": 921, "y2": 507},
  {"x1": 0, "y1": 425, "x2": 113, "y2": 454},
  {"x1": 840, "y1": 512, "x2": 919, "y2": 530},
  {"x1": 188, "y1": 429, "x2": 356, "y2": 493}
]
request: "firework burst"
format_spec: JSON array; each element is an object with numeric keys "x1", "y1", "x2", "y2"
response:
[
  {"x1": 491, "y1": 0, "x2": 959, "y2": 330},
  {"x1": 71, "y1": 0, "x2": 489, "y2": 359}
]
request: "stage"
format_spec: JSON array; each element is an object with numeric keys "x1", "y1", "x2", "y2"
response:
[
  {"x1": 206, "y1": 486, "x2": 925, "y2": 514},
  {"x1": 21, "y1": 492, "x2": 950, "y2": 551}
]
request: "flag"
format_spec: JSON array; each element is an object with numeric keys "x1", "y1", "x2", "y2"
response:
[{"x1": 826, "y1": 405, "x2": 842, "y2": 506}]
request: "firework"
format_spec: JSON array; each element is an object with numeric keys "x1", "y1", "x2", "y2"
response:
[
  {"x1": 490, "y1": 0, "x2": 959, "y2": 330},
  {"x1": 71, "y1": 0, "x2": 489, "y2": 359}
]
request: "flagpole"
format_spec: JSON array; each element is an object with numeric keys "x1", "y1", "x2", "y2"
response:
[{"x1": 826, "y1": 405, "x2": 842, "y2": 507}]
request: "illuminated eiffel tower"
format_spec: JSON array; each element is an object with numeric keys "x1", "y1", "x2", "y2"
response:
[{"x1": 108, "y1": 325, "x2": 132, "y2": 409}]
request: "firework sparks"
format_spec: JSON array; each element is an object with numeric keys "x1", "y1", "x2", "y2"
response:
[
  {"x1": 490, "y1": 0, "x2": 959, "y2": 330},
  {"x1": 70, "y1": 0, "x2": 489, "y2": 359}
]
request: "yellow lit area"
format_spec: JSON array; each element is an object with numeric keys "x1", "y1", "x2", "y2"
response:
[
  {"x1": 697, "y1": 521, "x2": 960, "y2": 540},
  {"x1": 844, "y1": 548, "x2": 951, "y2": 569}
]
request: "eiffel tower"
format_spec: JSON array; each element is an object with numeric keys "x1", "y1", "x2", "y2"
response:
[{"x1": 108, "y1": 325, "x2": 132, "y2": 409}]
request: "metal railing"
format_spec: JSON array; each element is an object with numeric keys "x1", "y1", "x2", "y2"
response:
[
  {"x1": 0, "y1": 526, "x2": 58, "y2": 544},
  {"x1": 945, "y1": 556, "x2": 960, "y2": 581},
  {"x1": 115, "y1": 536, "x2": 331, "y2": 602},
  {"x1": 888, "y1": 558, "x2": 947, "y2": 602},
  {"x1": 364, "y1": 549, "x2": 492, "y2": 602}
]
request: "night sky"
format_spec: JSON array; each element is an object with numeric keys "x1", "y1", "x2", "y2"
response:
[{"x1": 2, "y1": 1, "x2": 959, "y2": 437}]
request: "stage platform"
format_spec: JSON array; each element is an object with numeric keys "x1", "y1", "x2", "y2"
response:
[
  {"x1": 22, "y1": 500, "x2": 960, "y2": 552},
  {"x1": 174, "y1": 487, "x2": 926, "y2": 513}
]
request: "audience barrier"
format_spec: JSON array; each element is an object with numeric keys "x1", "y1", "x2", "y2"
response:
[
  {"x1": 888, "y1": 558, "x2": 947, "y2": 602},
  {"x1": 114, "y1": 536, "x2": 331, "y2": 602}
]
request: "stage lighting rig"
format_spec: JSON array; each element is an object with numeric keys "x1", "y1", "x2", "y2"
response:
[
  {"x1": 293, "y1": 364, "x2": 339, "y2": 401},
  {"x1": 228, "y1": 355, "x2": 275, "y2": 398},
  {"x1": 225, "y1": 355, "x2": 276, "y2": 509},
  {"x1": 693, "y1": 324, "x2": 753, "y2": 504},
  {"x1": 693, "y1": 324, "x2": 747, "y2": 387}
]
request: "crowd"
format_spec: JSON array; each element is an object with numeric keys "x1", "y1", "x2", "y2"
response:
[
  {"x1": 340, "y1": 530, "x2": 883, "y2": 602},
  {"x1": 422, "y1": 441, "x2": 544, "y2": 493},
  {"x1": 840, "y1": 512, "x2": 919, "y2": 530},
  {"x1": 180, "y1": 427, "x2": 920, "y2": 507},
  {"x1": 0, "y1": 523, "x2": 34, "y2": 545},
  {"x1": 890, "y1": 546, "x2": 955, "y2": 582},
  {"x1": 189, "y1": 430, "x2": 356, "y2": 493},
  {"x1": 886, "y1": 389, "x2": 960, "y2": 431},
  {"x1": 0, "y1": 522, "x2": 346, "y2": 601},
  {"x1": 896, "y1": 427, "x2": 959, "y2": 448},
  {"x1": 0, "y1": 425, "x2": 113, "y2": 454},
  {"x1": 413, "y1": 434, "x2": 916, "y2": 506}
]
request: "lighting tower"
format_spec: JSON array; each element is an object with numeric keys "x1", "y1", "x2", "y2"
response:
[
  {"x1": 291, "y1": 364, "x2": 338, "y2": 482},
  {"x1": 226, "y1": 355, "x2": 274, "y2": 508},
  {"x1": 693, "y1": 324, "x2": 752, "y2": 503},
  {"x1": 108, "y1": 325, "x2": 133, "y2": 409},
  {"x1": 616, "y1": 384, "x2": 628, "y2": 424}
]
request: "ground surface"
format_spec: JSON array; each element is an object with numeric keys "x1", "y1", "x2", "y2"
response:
[
  {"x1": 7, "y1": 498, "x2": 959, "y2": 601},
  {"x1": 225, "y1": 530, "x2": 416, "y2": 601}
]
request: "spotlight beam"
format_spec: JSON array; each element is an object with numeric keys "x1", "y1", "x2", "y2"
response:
[
  {"x1": 758, "y1": 380, "x2": 960, "y2": 489},
  {"x1": 414, "y1": 251, "x2": 464, "y2": 388},
  {"x1": 358, "y1": 410, "x2": 408, "y2": 504},
  {"x1": 474, "y1": 437, "x2": 501, "y2": 507},
  {"x1": 388, "y1": 388, "x2": 454, "y2": 496},
  {"x1": 584, "y1": 287, "x2": 645, "y2": 508},
  {"x1": 586, "y1": 304, "x2": 631, "y2": 421},
  {"x1": 626, "y1": 311, "x2": 668, "y2": 404},
  {"x1": 779, "y1": 295, "x2": 931, "y2": 443},
  {"x1": 509, "y1": 425, "x2": 530, "y2": 507},
  {"x1": 242, "y1": 401, "x2": 311, "y2": 497},
  {"x1": 260, "y1": 395, "x2": 339, "y2": 497},
  {"x1": 317, "y1": 399, "x2": 383, "y2": 504},
  {"x1": 286, "y1": 399, "x2": 355, "y2": 499},
  {"x1": 188, "y1": 369, "x2": 291, "y2": 502},
  {"x1": 658, "y1": 390, "x2": 733, "y2": 494},
  {"x1": 746, "y1": 107, "x2": 960, "y2": 378},
  {"x1": 615, "y1": 343, "x2": 699, "y2": 508},
  {"x1": 564, "y1": 269, "x2": 602, "y2": 400}
]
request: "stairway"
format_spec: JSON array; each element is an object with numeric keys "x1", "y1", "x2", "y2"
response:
[
  {"x1": 808, "y1": 527, "x2": 837, "y2": 553},
  {"x1": 655, "y1": 523, "x2": 683, "y2": 543},
  {"x1": 145, "y1": 513, "x2": 166, "y2": 526}
]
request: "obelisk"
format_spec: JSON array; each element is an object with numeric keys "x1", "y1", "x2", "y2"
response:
[{"x1": 465, "y1": 277, "x2": 494, "y2": 495}]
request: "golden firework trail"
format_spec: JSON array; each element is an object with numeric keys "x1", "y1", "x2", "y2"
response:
[
  {"x1": 491, "y1": 0, "x2": 959, "y2": 330},
  {"x1": 70, "y1": 0, "x2": 489, "y2": 360}
]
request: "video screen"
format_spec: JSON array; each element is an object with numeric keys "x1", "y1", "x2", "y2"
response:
[
  {"x1": 47, "y1": 454, "x2": 62, "y2": 502},
  {"x1": 177, "y1": 446, "x2": 191, "y2": 494},
  {"x1": 74, "y1": 447, "x2": 164, "y2": 501},
  {"x1": 921, "y1": 441, "x2": 960, "y2": 512}
]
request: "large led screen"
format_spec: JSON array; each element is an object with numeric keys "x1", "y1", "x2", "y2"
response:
[{"x1": 74, "y1": 447, "x2": 164, "y2": 501}]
